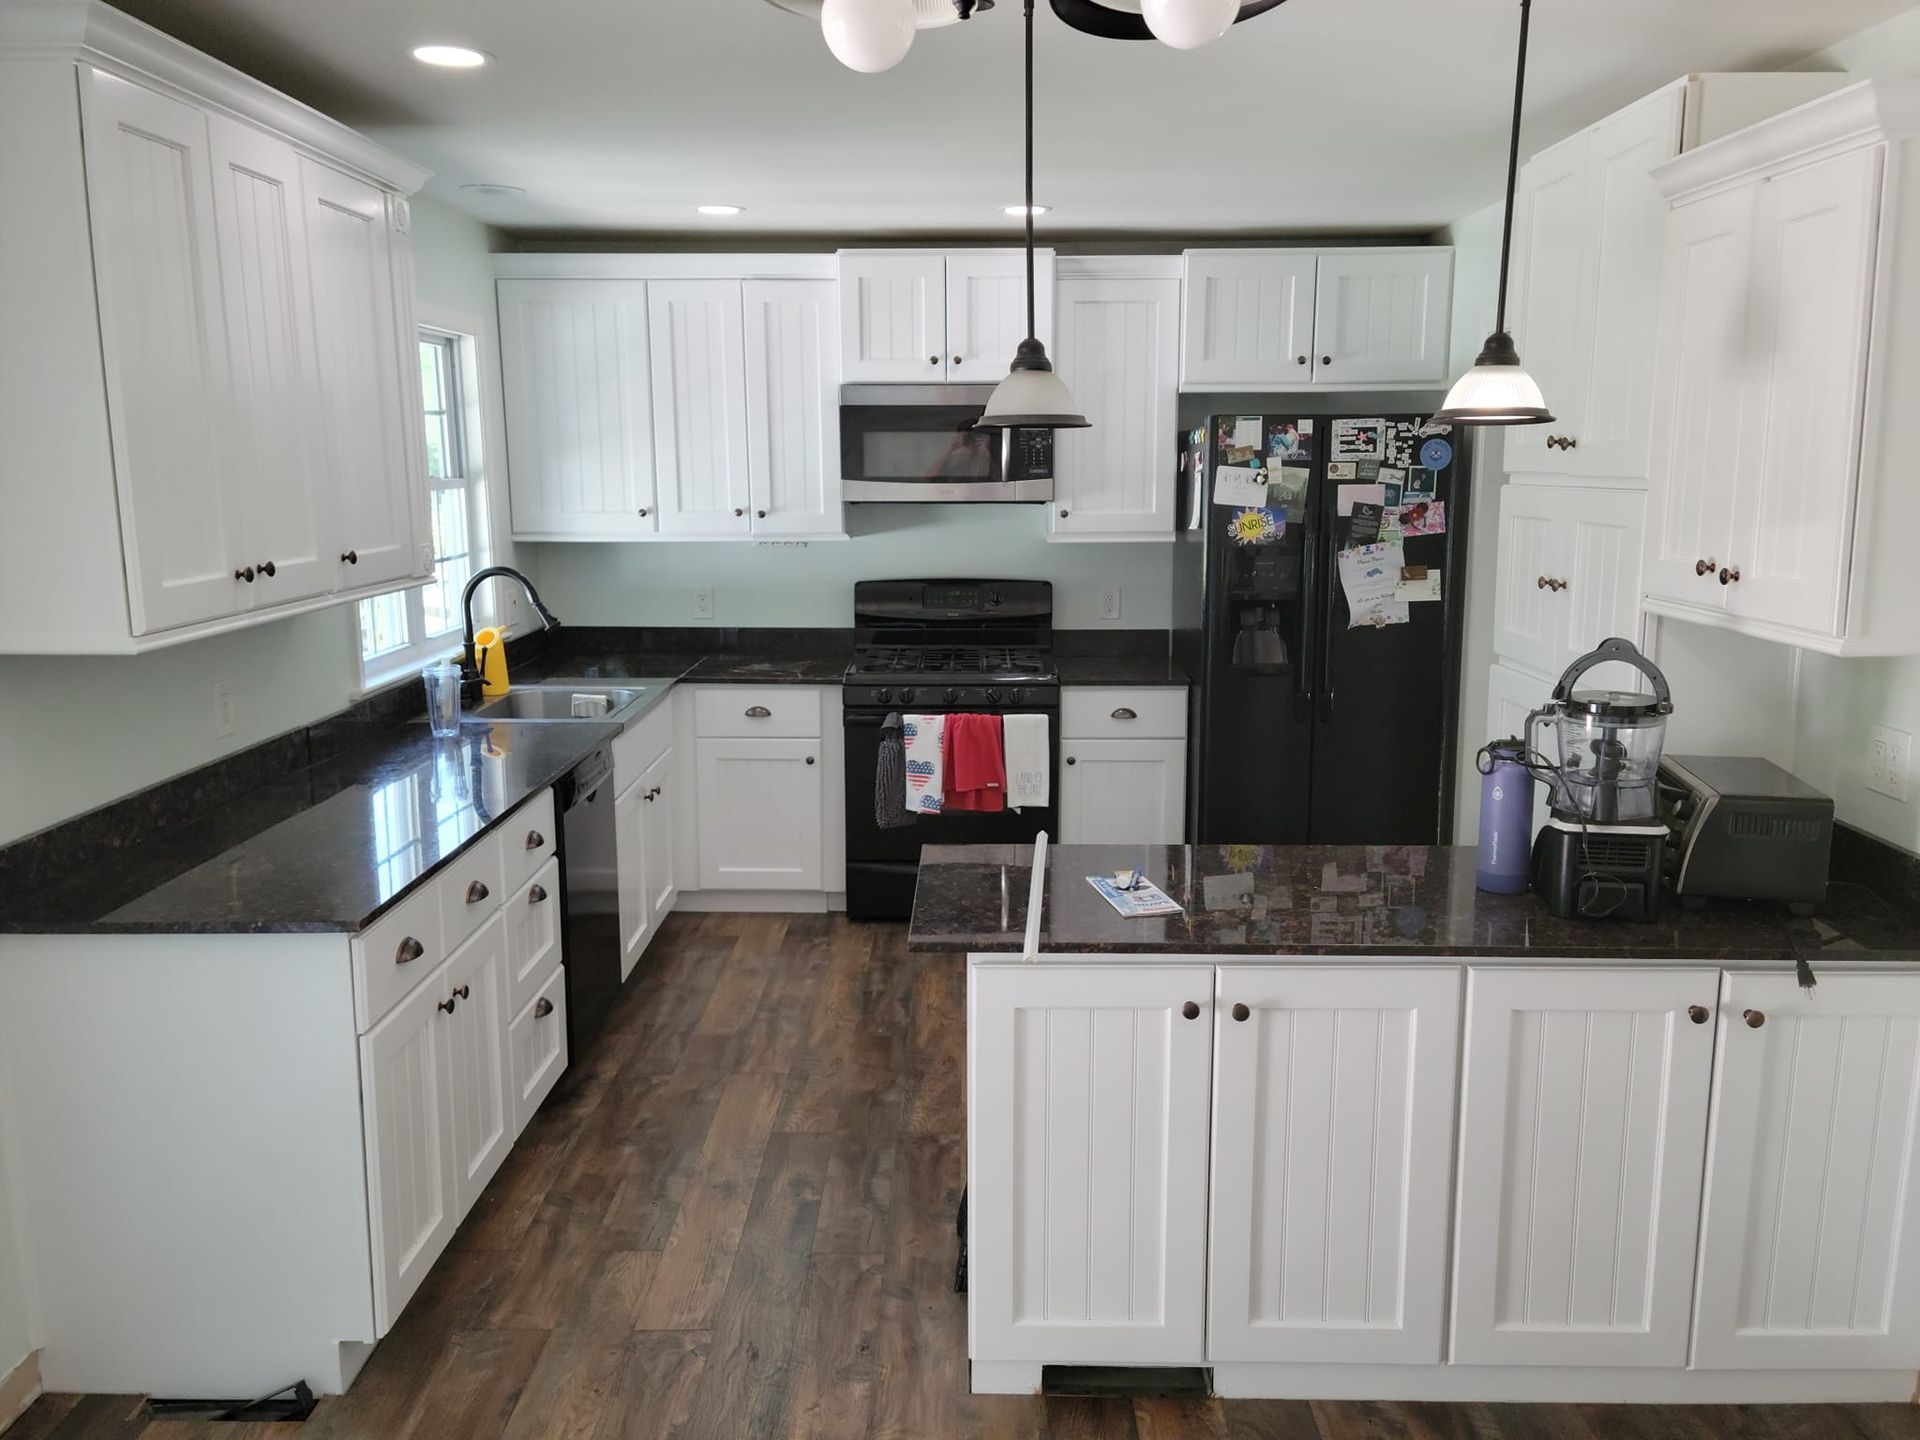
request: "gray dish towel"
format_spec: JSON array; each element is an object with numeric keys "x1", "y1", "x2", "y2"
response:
[{"x1": 876, "y1": 712, "x2": 915, "y2": 829}]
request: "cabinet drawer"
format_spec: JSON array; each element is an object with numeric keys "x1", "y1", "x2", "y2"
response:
[
  {"x1": 438, "y1": 828, "x2": 506, "y2": 950},
  {"x1": 1062, "y1": 687, "x2": 1187, "y2": 739},
  {"x1": 509, "y1": 965, "x2": 568, "y2": 1138},
  {"x1": 612, "y1": 699, "x2": 674, "y2": 788},
  {"x1": 504, "y1": 856, "x2": 563, "y2": 1018},
  {"x1": 501, "y1": 789, "x2": 556, "y2": 893},
  {"x1": 352, "y1": 879, "x2": 445, "y2": 1033},
  {"x1": 693, "y1": 685, "x2": 822, "y2": 738}
]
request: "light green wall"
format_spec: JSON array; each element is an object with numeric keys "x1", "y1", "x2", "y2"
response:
[{"x1": 0, "y1": 195, "x2": 506, "y2": 846}]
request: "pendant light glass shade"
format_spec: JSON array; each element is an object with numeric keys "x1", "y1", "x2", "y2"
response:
[
  {"x1": 979, "y1": 0, "x2": 1089, "y2": 431},
  {"x1": 822, "y1": 0, "x2": 916, "y2": 71},
  {"x1": 1141, "y1": 0, "x2": 1238, "y2": 49},
  {"x1": 1438, "y1": 0, "x2": 1554, "y2": 428}
]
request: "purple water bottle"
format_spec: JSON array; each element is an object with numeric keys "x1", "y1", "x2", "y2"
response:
[{"x1": 1476, "y1": 739, "x2": 1536, "y2": 894}]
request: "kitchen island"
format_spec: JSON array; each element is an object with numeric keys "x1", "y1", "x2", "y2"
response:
[{"x1": 911, "y1": 842, "x2": 1920, "y2": 1404}]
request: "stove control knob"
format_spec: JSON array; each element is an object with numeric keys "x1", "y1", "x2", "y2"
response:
[
  {"x1": 943, "y1": 687, "x2": 960, "y2": 705},
  {"x1": 899, "y1": 688, "x2": 915, "y2": 705},
  {"x1": 985, "y1": 687, "x2": 1004, "y2": 704},
  {"x1": 873, "y1": 688, "x2": 892, "y2": 705}
]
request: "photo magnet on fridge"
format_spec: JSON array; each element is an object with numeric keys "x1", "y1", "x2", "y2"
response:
[
  {"x1": 1399, "y1": 500, "x2": 1447, "y2": 536},
  {"x1": 1405, "y1": 468, "x2": 1438, "y2": 498},
  {"x1": 1268, "y1": 465, "x2": 1312, "y2": 507},
  {"x1": 1331, "y1": 418, "x2": 1386, "y2": 461},
  {"x1": 1267, "y1": 420, "x2": 1312, "y2": 462},
  {"x1": 1327, "y1": 461, "x2": 1358, "y2": 481}
]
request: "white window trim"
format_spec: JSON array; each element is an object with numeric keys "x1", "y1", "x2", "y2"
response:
[{"x1": 356, "y1": 324, "x2": 494, "y2": 694}]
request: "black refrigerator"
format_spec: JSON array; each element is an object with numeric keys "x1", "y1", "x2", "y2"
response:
[{"x1": 1171, "y1": 413, "x2": 1470, "y2": 845}]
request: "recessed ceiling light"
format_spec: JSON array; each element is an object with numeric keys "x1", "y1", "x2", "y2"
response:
[
  {"x1": 697, "y1": 204, "x2": 746, "y2": 217},
  {"x1": 411, "y1": 44, "x2": 488, "y2": 68},
  {"x1": 461, "y1": 183, "x2": 526, "y2": 197},
  {"x1": 1003, "y1": 204, "x2": 1051, "y2": 216}
]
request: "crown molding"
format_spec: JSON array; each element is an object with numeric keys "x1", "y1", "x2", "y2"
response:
[{"x1": 1656, "y1": 79, "x2": 1920, "y2": 200}]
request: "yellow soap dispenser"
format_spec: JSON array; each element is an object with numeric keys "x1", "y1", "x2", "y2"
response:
[{"x1": 472, "y1": 626, "x2": 511, "y2": 697}]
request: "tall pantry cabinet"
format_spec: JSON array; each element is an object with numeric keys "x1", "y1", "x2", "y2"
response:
[{"x1": 0, "y1": 1, "x2": 435, "y2": 653}]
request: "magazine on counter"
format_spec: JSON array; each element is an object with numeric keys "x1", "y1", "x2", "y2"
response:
[{"x1": 1087, "y1": 875, "x2": 1184, "y2": 919}]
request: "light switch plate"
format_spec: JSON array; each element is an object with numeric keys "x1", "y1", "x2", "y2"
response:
[
  {"x1": 693, "y1": 587, "x2": 714, "y2": 620},
  {"x1": 1868, "y1": 724, "x2": 1911, "y2": 802}
]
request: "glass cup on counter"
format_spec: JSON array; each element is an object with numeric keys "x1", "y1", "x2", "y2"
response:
[{"x1": 422, "y1": 661, "x2": 463, "y2": 738}]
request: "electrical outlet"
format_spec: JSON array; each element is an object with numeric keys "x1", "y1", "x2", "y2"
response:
[
  {"x1": 1099, "y1": 585, "x2": 1122, "y2": 621},
  {"x1": 693, "y1": 587, "x2": 714, "y2": 620},
  {"x1": 213, "y1": 680, "x2": 236, "y2": 739},
  {"x1": 1868, "y1": 724, "x2": 1912, "y2": 802}
]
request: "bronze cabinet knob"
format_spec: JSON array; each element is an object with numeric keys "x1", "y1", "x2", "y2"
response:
[
  {"x1": 1744, "y1": 1008, "x2": 1766, "y2": 1028},
  {"x1": 466, "y1": 880, "x2": 490, "y2": 904},
  {"x1": 258, "y1": 560, "x2": 276, "y2": 578},
  {"x1": 396, "y1": 937, "x2": 425, "y2": 965},
  {"x1": 437, "y1": 995, "x2": 457, "y2": 1015},
  {"x1": 1065, "y1": 756, "x2": 1076, "y2": 766},
  {"x1": 525, "y1": 829, "x2": 544, "y2": 850},
  {"x1": 1296, "y1": 355, "x2": 1307, "y2": 366},
  {"x1": 534, "y1": 997, "x2": 554, "y2": 1019},
  {"x1": 235, "y1": 565, "x2": 255, "y2": 583},
  {"x1": 953, "y1": 355, "x2": 962, "y2": 365},
  {"x1": 1232, "y1": 1002, "x2": 1251, "y2": 1023},
  {"x1": 757, "y1": 510, "x2": 767, "y2": 519},
  {"x1": 1720, "y1": 566, "x2": 1741, "y2": 585},
  {"x1": 638, "y1": 507, "x2": 649, "y2": 517},
  {"x1": 1689, "y1": 1005, "x2": 1710, "y2": 1025},
  {"x1": 1321, "y1": 355, "x2": 1332, "y2": 366},
  {"x1": 1696, "y1": 558, "x2": 1713, "y2": 576},
  {"x1": 805, "y1": 755, "x2": 816, "y2": 765},
  {"x1": 1059, "y1": 509, "x2": 1070, "y2": 518},
  {"x1": 929, "y1": 355, "x2": 939, "y2": 365},
  {"x1": 340, "y1": 550, "x2": 359, "y2": 565},
  {"x1": 733, "y1": 508, "x2": 745, "y2": 517},
  {"x1": 1182, "y1": 1001, "x2": 1201, "y2": 1021}
]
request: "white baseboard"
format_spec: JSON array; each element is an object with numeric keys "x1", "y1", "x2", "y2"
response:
[
  {"x1": 673, "y1": 890, "x2": 846, "y2": 914},
  {"x1": 0, "y1": 1350, "x2": 40, "y2": 1435},
  {"x1": 1204, "y1": 1361, "x2": 1918, "y2": 1404}
]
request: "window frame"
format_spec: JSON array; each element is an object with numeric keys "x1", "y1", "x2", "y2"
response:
[{"x1": 356, "y1": 325, "x2": 492, "y2": 692}]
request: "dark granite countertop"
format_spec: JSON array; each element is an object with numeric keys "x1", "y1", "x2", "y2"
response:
[
  {"x1": 1056, "y1": 655, "x2": 1189, "y2": 687},
  {"x1": 516, "y1": 644, "x2": 851, "y2": 687},
  {"x1": 0, "y1": 720, "x2": 617, "y2": 936},
  {"x1": 908, "y1": 843, "x2": 1920, "y2": 964}
]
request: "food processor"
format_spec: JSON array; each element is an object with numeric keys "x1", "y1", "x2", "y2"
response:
[{"x1": 1525, "y1": 638, "x2": 1674, "y2": 921}]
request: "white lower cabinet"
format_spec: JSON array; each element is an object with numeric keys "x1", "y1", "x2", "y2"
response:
[
  {"x1": 1451, "y1": 966, "x2": 1719, "y2": 1367},
  {"x1": 502, "y1": 857, "x2": 562, "y2": 1018},
  {"x1": 696, "y1": 738, "x2": 824, "y2": 889},
  {"x1": 1693, "y1": 973, "x2": 1920, "y2": 1370},
  {"x1": 1058, "y1": 686, "x2": 1188, "y2": 844},
  {"x1": 509, "y1": 965, "x2": 569, "y2": 1137},
  {"x1": 969, "y1": 965, "x2": 1214, "y2": 1365},
  {"x1": 1207, "y1": 967, "x2": 1462, "y2": 1364},
  {"x1": 615, "y1": 772, "x2": 654, "y2": 980},
  {"x1": 641, "y1": 746, "x2": 679, "y2": 919},
  {"x1": 441, "y1": 914, "x2": 514, "y2": 1219}
]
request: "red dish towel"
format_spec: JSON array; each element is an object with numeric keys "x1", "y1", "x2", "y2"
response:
[{"x1": 944, "y1": 713, "x2": 1007, "y2": 813}]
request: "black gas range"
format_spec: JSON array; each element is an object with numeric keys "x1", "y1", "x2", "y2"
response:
[{"x1": 842, "y1": 580, "x2": 1060, "y2": 921}]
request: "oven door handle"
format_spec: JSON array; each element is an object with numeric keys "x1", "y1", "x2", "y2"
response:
[{"x1": 844, "y1": 714, "x2": 888, "y2": 729}]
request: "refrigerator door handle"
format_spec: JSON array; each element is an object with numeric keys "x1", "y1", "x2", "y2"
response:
[{"x1": 1317, "y1": 525, "x2": 1342, "y2": 724}]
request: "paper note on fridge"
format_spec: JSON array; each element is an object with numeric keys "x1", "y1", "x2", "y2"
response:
[
  {"x1": 1396, "y1": 565, "x2": 1443, "y2": 602},
  {"x1": 1231, "y1": 416, "x2": 1263, "y2": 449},
  {"x1": 1336, "y1": 482, "x2": 1386, "y2": 516},
  {"x1": 1213, "y1": 466, "x2": 1270, "y2": 507},
  {"x1": 1339, "y1": 542, "x2": 1411, "y2": 627},
  {"x1": 1269, "y1": 465, "x2": 1312, "y2": 506}
]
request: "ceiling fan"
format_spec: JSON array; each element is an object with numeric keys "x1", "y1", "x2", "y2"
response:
[{"x1": 1048, "y1": 0, "x2": 1289, "y2": 43}]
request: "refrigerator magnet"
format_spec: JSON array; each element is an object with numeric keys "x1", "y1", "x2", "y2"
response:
[
  {"x1": 1420, "y1": 437, "x2": 1454, "y2": 471},
  {"x1": 1399, "y1": 500, "x2": 1447, "y2": 536},
  {"x1": 1405, "y1": 468, "x2": 1438, "y2": 498},
  {"x1": 1327, "y1": 461, "x2": 1358, "y2": 481},
  {"x1": 1212, "y1": 465, "x2": 1270, "y2": 507},
  {"x1": 1228, "y1": 507, "x2": 1286, "y2": 545},
  {"x1": 1331, "y1": 418, "x2": 1386, "y2": 461},
  {"x1": 1268, "y1": 466, "x2": 1312, "y2": 507}
]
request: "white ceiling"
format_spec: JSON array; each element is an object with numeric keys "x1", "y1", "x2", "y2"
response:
[{"x1": 108, "y1": 0, "x2": 1905, "y2": 238}]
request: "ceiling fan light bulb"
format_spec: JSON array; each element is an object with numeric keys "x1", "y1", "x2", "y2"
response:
[
  {"x1": 1141, "y1": 0, "x2": 1239, "y2": 49},
  {"x1": 822, "y1": 0, "x2": 917, "y2": 71}
]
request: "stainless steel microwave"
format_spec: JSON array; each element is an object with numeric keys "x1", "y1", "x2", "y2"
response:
[{"x1": 839, "y1": 385, "x2": 1054, "y2": 503}]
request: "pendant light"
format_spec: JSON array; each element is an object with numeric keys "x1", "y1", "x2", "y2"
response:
[
  {"x1": 978, "y1": 0, "x2": 1089, "y2": 431},
  {"x1": 1141, "y1": 0, "x2": 1239, "y2": 49},
  {"x1": 1434, "y1": 0, "x2": 1554, "y2": 427},
  {"x1": 821, "y1": 0, "x2": 917, "y2": 73}
]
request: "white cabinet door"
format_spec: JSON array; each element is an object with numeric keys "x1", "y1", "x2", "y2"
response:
[
  {"x1": 1566, "y1": 87, "x2": 1683, "y2": 481},
  {"x1": 1057, "y1": 738, "x2": 1185, "y2": 844},
  {"x1": 695, "y1": 737, "x2": 824, "y2": 890},
  {"x1": 1310, "y1": 249, "x2": 1453, "y2": 387},
  {"x1": 1504, "y1": 135, "x2": 1592, "y2": 477},
  {"x1": 945, "y1": 251, "x2": 1048, "y2": 379},
  {"x1": 1208, "y1": 967, "x2": 1462, "y2": 1365},
  {"x1": 1050, "y1": 276, "x2": 1180, "y2": 538},
  {"x1": 1724, "y1": 147, "x2": 1881, "y2": 640},
  {"x1": 442, "y1": 913, "x2": 513, "y2": 1219},
  {"x1": 502, "y1": 856, "x2": 561, "y2": 1019},
  {"x1": 1452, "y1": 967, "x2": 1719, "y2": 1367},
  {"x1": 1181, "y1": 250, "x2": 1316, "y2": 388},
  {"x1": 206, "y1": 117, "x2": 333, "y2": 606},
  {"x1": 1694, "y1": 973, "x2": 1920, "y2": 1370},
  {"x1": 614, "y1": 775, "x2": 652, "y2": 982},
  {"x1": 969, "y1": 965, "x2": 1213, "y2": 1364},
  {"x1": 649, "y1": 280, "x2": 751, "y2": 536},
  {"x1": 78, "y1": 68, "x2": 243, "y2": 634},
  {"x1": 1493, "y1": 484, "x2": 1570, "y2": 678},
  {"x1": 1486, "y1": 661, "x2": 1551, "y2": 839},
  {"x1": 838, "y1": 252, "x2": 946, "y2": 382},
  {"x1": 302, "y1": 158, "x2": 421, "y2": 590},
  {"x1": 1560, "y1": 486, "x2": 1648, "y2": 689},
  {"x1": 359, "y1": 957, "x2": 459, "y2": 1335},
  {"x1": 640, "y1": 746, "x2": 678, "y2": 920},
  {"x1": 508, "y1": 965, "x2": 568, "y2": 1138},
  {"x1": 742, "y1": 279, "x2": 842, "y2": 536},
  {"x1": 498, "y1": 279, "x2": 656, "y2": 539},
  {"x1": 1645, "y1": 184, "x2": 1756, "y2": 613}
]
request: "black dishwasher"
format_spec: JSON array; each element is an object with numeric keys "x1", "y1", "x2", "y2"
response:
[{"x1": 555, "y1": 744, "x2": 620, "y2": 1060}]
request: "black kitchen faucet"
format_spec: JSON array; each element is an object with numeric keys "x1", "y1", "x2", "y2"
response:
[{"x1": 460, "y1": 566, "x2": 561, "y2": 686}]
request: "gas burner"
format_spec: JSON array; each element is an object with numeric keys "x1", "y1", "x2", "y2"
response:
[{"x1": 849, "y1": 644, "x2": 1055, "y2": 683}]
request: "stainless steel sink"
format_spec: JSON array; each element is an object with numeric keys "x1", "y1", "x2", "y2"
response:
[{"x1": 472, "y1": 684, "x2": 652, "y2": 723}]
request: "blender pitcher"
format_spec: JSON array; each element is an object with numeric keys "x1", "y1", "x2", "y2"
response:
[{"x1": 1526, "y1": 638, "x2": 1674, "y2": 826}]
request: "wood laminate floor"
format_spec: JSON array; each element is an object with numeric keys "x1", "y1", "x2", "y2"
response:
[{"x1": 13, "y1": 914, "x2": 1920, "y2": 1440}]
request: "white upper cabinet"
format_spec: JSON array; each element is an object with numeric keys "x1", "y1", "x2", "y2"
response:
[
  {"x1": 1309, "y1": 248, "x2": 1453, "y2": 387},
  {"x1": 1049, "y1": 266, "x2": 1181, "y2": 539},
  {"x1": 77, "y1": 67, "x2": 240, "y2": 635},
  {"x1": 1452, "y1": 966, "x2": 1719, "y2": 1368},
  {"x1": 838, "y1": 249, "x2": 1049, "y2": 382},
  {"x1": 208, "y1": 118, "x2": 334, "y2": 608},
  {"x1": 1646, "y1": 81, "x2": 1920, "y2": 654},
  {"x1": 0, "y1": 8, "x2": 431, "y2": 655},
  {"x1": 742, "y1": 279, "x2": 843, "y2": 536},
  {"x1": 1208, "y1": 967, "x2": 1461, "y2": 1366},
  {"x1": 301, "y1": 159, "x2": 423, "y2": 593},
  {"x1": 1494, "y1": 483, "x2": 1646, "y2": 689},
  {"x1": 1504, "y1": 133, "x2": 1598, "y2": 478},
  {"x1": 1694, "y1": 973, "x2": 1920, "y2": 1370},
  {"x1": 649, "y1": 280, "x2": 752, "y2": 536},
  {"x1": 1181, "y1": 250, "x2": 1315, "y2": 387},
  {"x1": 1181, "y1": 248, "x2": 1452, "y2": 389},
  {"x1": 498, "y1": 279, "x2": 657, "y2": 539}
]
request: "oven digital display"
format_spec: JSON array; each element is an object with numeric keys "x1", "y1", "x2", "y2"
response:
[{"x1": 921, "y1": 585, "x2": 981, "y2": 611}]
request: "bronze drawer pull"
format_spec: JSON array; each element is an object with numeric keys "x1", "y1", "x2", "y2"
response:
[
  {"x1": 535, "y1": 997, "x2": 554, "y2": 1019},
  {"x1": 528, "y1": 883, "x2": 548, "y2": 904},
  {"x1": 396, "y1": 936, "x2": 425, "y2": 966},
  {"x1": 746, "y1": 705, "x2": 772, "y2": 718},
  {"x1": 466, "y1": 880, "x2": 490, "y2": 905}
]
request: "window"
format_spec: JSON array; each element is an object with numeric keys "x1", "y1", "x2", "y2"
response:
[{"x1": 358, "y1": 330, "x2": 488, "y2": 686}]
